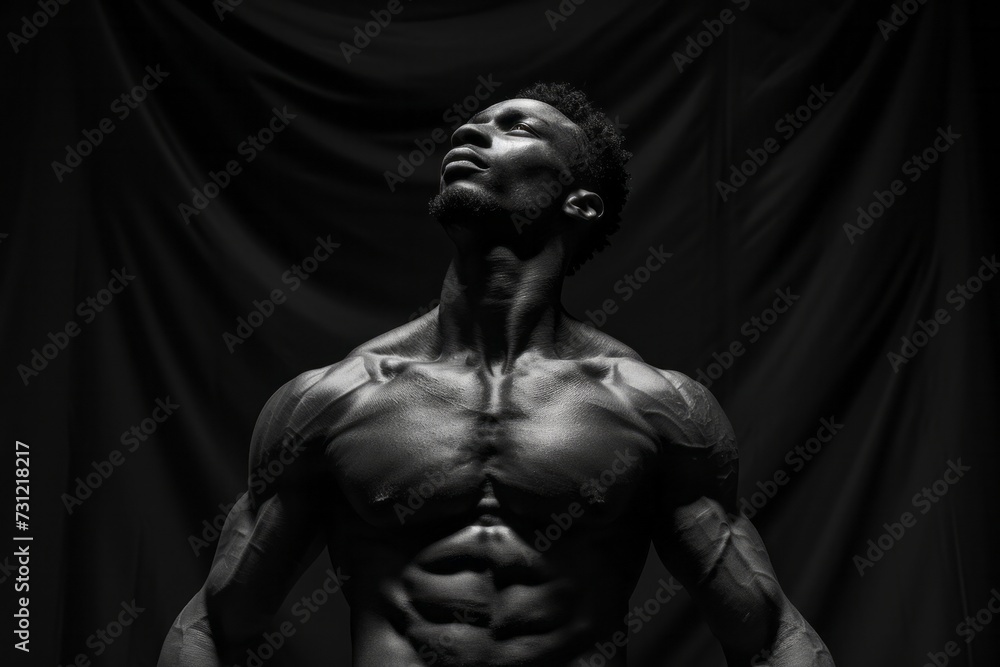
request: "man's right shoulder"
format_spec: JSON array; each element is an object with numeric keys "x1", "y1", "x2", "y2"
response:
[
  {"x1": 253, "y1": 312, "x2": 438, "y2": 455},
  {"x1": 250, "y1": 354, "x2": 376, "y2": 458},
  {"x1": 272, "y1": 354, "x2": 375, "y2": 410}
]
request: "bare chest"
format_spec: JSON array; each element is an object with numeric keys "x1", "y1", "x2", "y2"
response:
[{"x1": 325, "y1": 358, "x2": 660, "y2": 528}]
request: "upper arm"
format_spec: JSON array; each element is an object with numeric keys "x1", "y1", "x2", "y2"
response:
[
  {"x1": 643, "y1": 370, "x2": 739, "y2": 511},
  {"x1": 646, "y1": 371, "x2": 785, "y2": 659},
  {"x1": 202, "y1": 358, "x2": 367, "y2": 649}
]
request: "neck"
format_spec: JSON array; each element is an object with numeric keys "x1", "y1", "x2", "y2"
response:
[{"x1": 436, "y1": 238, "x2": 570, "y2": 373}]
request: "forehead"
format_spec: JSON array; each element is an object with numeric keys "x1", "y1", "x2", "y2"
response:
[{"x1": 468, "y1": 98, "x2": 581, "y2": 136}]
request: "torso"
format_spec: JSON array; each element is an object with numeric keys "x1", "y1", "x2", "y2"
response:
[{"x1": 307, "y1": 315, "x2": 678, "y2": 666}]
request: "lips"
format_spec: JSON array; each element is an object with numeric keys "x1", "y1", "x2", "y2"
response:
[{"x1": 441, "y1": 148, "x2": 488, "y2": 173}]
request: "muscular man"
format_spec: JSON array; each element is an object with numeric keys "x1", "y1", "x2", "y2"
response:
[{"x1": 160, "y1": 83, "x2": 834, "y2": 666}]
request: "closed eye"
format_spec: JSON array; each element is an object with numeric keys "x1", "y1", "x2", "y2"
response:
[{"x1": 511, "y1": 122, "x2": 536, "y2": 135}]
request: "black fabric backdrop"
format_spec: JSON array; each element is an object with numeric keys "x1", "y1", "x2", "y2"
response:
[{"x1": 1, "y1": 0, "x2": 997, "y2": 665}]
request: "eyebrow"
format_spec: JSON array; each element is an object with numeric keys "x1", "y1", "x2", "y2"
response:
[{"x1": 468, "y1": 107, "x2": 553, "y2": 128}]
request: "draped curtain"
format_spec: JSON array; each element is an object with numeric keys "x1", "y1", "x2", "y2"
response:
[{"x1": 1, "y1": 0, "x2": 996, "y2": 664}]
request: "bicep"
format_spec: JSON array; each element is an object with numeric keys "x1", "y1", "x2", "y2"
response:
[{"x1": 203, "y1": 489, "x2": 325, "y2": 646}]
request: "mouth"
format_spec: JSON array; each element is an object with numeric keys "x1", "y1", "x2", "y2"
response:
[{"x1": 441, "y1": 148, "x2": 488, "y2": 174}]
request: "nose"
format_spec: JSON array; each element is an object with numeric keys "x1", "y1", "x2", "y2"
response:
[{"x1": 450, "y1": 121, "x2": 491, "y2": 149}]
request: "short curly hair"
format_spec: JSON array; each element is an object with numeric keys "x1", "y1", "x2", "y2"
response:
[{"x1": 514, "y1": 82, "x2": 632, "y2": 275}]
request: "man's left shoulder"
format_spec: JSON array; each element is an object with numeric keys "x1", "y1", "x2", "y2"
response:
[{"x1": 615, "y1": 360, "x2": 737, "y2": 456}]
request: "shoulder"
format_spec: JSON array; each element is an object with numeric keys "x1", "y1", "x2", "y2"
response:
[
  {"x1": 619, "y1": 363, "x2": 739, "y2": 506},
  {"x1": 249, "y1": 355, "x2": 373, "y2": 461},
  {"x1": 614, "y1": 360, "x2": 738, "y2": 464},
  {"x1": 245, "y1": 355, "x2": 376, "y2": 505},
  {"x1": 249, "y1": 307, "x2": 443, "y2": 451}
]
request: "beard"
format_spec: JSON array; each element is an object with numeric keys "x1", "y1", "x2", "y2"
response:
[{"x1": 428, "y1": 186, "x2": 505, "y2": 225}]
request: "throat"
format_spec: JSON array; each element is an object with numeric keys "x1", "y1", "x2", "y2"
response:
[{"x1": 437, "y1": 246, "x2": 569, "y2": 371}]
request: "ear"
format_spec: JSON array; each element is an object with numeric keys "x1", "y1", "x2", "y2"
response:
[{"x1": 562, "y1": 189, "x2": 604, "y2": 223}]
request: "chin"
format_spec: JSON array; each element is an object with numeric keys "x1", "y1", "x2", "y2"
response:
[{"x1": 429, "y1": 184, "x2": 506, "y2": 224}]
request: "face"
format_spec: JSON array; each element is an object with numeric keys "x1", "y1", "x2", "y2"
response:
[{"x1": 431, "y1": 99, "x2": 591, "y2": 232}]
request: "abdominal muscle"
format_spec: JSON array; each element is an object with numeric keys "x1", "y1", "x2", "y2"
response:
[{"x1": 338, "y1": 511, "x2": 642, "y2": 667}]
